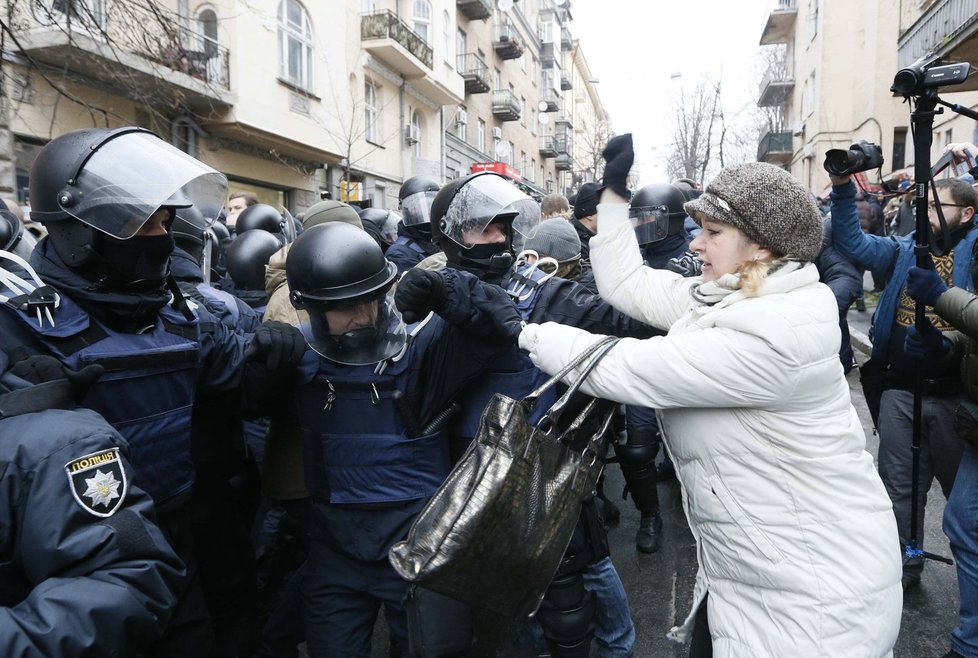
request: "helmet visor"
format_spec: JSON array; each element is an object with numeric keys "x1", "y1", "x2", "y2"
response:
[
  {"x1": 442, "y1": 175, "x2": 540, "y2": 249},
  {"x1": 629, "y1": 206, "x2": 672, "y2": 245},
  {"x1": 305, "y1": 287, "x2": 407, "y2": 366},
  {"x1": 62, "y1": 132, "x2": 228, "y2": 239},
  {"x1": 400, "y1": 190, "x2": 438, "y2": 227}
]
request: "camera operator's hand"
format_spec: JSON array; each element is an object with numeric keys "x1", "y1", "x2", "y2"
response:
[
  {"x1": 907, "y1": 259, "x2": 949, "y2": 306},
  {"x1": 601, "y1": 133, "x2": 633, "y2": 201},
  {"x1": 829, "y1": 174, "x2": 852, "y2": 186},
  {"x1": 945, "y1": 142, "x2": 978, "y2": 169},
  {"x1": 905, "y1": 319, "x2": 951, "y2": 361}
]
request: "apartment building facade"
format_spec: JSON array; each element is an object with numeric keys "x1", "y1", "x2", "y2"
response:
[{"x1": 3, "y1": 0, "x2": 609, "y2": 214}]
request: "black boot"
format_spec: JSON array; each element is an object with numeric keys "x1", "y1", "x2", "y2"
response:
[{"x1": 636, "y1": 508, "x2": 662, "y2": 553}]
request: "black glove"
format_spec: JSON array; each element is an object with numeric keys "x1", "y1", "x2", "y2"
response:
[
  {"x1": 904, "y1": 319, "x2": 951, "y2": 361},
  {"x1": 10, "y1": 355, "x2": 104, "y2": 403},
  {"x1": 601, "y1": 133, "x2": 634, "y2": 199},
  {"x1": 395, "y1": 268, "x2": 446, "y2": 324},
  {"x1": 481, "y1": 283, "x2": 524, "y2": 344},
  {"x1": 247, "y1": 321, "x2": 306, "y2": 370},
  {"x1": 665, "y1": 251, "x2": 703, "y2": 278}
]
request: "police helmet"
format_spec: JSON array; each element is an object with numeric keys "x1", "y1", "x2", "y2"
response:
[
  {"x1": 628, "y1": 183, "x2": 688, "y2": 245},
  {"x1": 0, "y1": 199, "x2": 23, "y2": 251},
  {"x1": 286, "y1": 222, "x2": 404, "y2": 365},
  {"x1": 235, "y1": 203, "x2": 283, "y2": 235},
  {"x1": 226, "y1": 229, "x2": 282, "y2": 291},
  {"x1": 429, "y1": 172, "x2": 540, "y2": 278},
  {"x1": 28, "y1": 127, "x2": 227, "y2": 268},
  {"x1": 398, "y1": 176, "x2": 440, "y2": 230},
  {"x1": 359, "y1": 207, "x2": 400, "y2": 245}
]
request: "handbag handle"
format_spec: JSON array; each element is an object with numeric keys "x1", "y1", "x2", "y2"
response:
[{"x1": 526, "y1": 336, "x2": 619, "y2": 434}]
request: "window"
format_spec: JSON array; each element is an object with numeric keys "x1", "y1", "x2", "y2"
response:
[
  {"x1": 278, "y1": 0, "x2": 313, "y2": 91},
  {"x1": 531, "y1": 108, "x2": 537, "y2": 136},
  {"x1": 531, "y1": 158, "x2": 537, "y2": 182},
  {"x1": 194, "y1": 7, "x2": 220, "y2": 83},
  {"x1": 477, "y1": 119, "x2": 486, "y2": 153},
  {"x1": 520, "y1": 151, "x2": 527, "y2": 175},
  {"x1": 802, "y1": 72, "x2": 815, "y2": 118},
  {"x1": 456, "y1": 106, "x2": 467, "y2": 141},
  {"x1": 893, "y1": 127, "x2": 907, "y2": 171},
  {"x1": 361, "y1": 0, "x2": 376, "y2": 11},
  {"x1": 413, "y1": 0, "x2": 431, "y2": 43},
  {"x1": 494, "y1": 68, "x2": 502, "y2": 90},
  {"x1": 506, "y1": 142, "x2": 515, "y2": 166},
  {"x1": 806, "y1": 0, "x2": 819, "y2": 41},
  {"x1": 521, "y1": 96, "x2": 526, "y2": 126},
  {"x1": 364, "y1": 79, "x2": 379, "y2": 143},
  {"x1": 442, "y1": 10, "x2": 451, "y2": 62},
  {"x1": 457, "y1": 28, "x2": 467, "y2": 60},
  {"x1": 411, "y1": 110, "x2": 423, "y2": 158}
]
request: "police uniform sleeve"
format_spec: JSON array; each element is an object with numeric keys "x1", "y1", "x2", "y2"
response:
[{"x1": 0, "y1": 409, "x2": 185, "y2": 657}]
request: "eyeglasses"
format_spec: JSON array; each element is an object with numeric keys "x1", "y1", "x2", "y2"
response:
[{"x1": 910, "y1": 199, "x2": 966, "y2": 211}]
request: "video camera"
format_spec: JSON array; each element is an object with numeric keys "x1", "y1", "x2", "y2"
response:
[
  {"x1": 891, "y1": 52, "x2": 970, "y2": 96},
  {"x1": 823, "y1": 140, "x2": 884, "y2": 177}
]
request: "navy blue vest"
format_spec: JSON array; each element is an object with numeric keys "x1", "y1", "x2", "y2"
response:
[
  {"x1": 5, "y1": 294, "x2": 198, "y2": 503},
  {"x1": 294, "y1": 346, "x2": 450, "y2": 505}
]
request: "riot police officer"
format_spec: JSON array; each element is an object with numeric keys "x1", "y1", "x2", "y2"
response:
[
  {"x1": 280, "y1": 221, "x2": 516, "y2": 657},
  {"x1": 386, "y1": 175, "x2": 441, "y2": 272},
  {"x1": 0, "y1": 127, "x2": 305, "y2": 655},
  {"x1": 0, "y1": 347, "x2": 185, "y2": 657}
]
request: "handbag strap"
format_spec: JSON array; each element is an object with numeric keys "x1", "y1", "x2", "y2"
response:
[{"x1": 528, "y1": 336, "x2": 620, "y2": 433}]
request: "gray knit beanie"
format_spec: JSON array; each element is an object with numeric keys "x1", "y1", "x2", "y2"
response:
[
  {"x1": 683, "y1": 162, "x2": 823, "y2": 261},
  {"x1": 302, "y1": 200, "x2": 363, "y2": 230},
  {"x1": 524, "y1": 218, "x2": 581, "y2": 262}
]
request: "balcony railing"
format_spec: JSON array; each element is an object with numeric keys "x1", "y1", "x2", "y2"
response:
[
  {"x1": 458, "y1": 53, "x2": 490, "y2": 94},
  {"x1": 361, "y1": 10, "x2": 433, "y2": 70},
  {"x1": 759, "y1": 0, "x2": 798, "y2": 45},
  {"x1": 560, "y1": 73, "x2": 572, "y2": 91},
  {"x1": 457, "y1": 0, "x2": 493, "y2": 21},
  {"x1": 897, "y1": 0, "x2": 978, "y2": 69},
  {"x1": 492, "y1": 89, "x2": 521, "y2": 121},
  {"x1": 757, "y1": 68, "x2": 794, "y2": 106},
  {"x1": 539, "y1": 135, "x2": 557, "y2": 158},
  {"x1": 540, "y1": 87, "x2": 560, "y2": 112},
  {"x1": 23, "y1": 0, "x2": 231, "y2": 91},
  {"x1": 757, "y1": 130, "x2": 792, "y2": 163},
  {"x1": 561, "y1": 26, "x2": 573, "y2": 51},
  {"x1": 493, "y1": 19, "x2": 524, "y2": 60}
]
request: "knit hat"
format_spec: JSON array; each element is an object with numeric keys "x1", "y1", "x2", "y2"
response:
[
  {"x1": 524, "y1": 218, "x2": 581, "y2": 262},
  {"x1": 302, "y1": 200, "x2": 363, "y2": 230},
  {"x1": 683, "y1": 162, "x2": 823, "y2": 261},
  {"x1": 573, "y1": 182, "x2": 602, "y2": 219}
]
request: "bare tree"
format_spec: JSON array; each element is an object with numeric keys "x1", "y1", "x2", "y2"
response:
[
  {"x1": 571, "y1": 110, "x2": 611, "y2": 187},
  {"x1": 664, "y1": 74, "x2": 723, "y2": 183}
]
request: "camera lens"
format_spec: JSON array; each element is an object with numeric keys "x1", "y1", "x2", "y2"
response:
[{"x1": 825, "y1": 150, "x2": 855, "y2": 176}]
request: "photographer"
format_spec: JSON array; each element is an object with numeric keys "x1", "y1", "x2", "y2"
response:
[{"x1": 829, "y1": 143, "x2": 978, "y2": 591}]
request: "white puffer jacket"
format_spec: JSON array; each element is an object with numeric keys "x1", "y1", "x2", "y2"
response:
[{"x1": 519, "y1": 203, "x2": 902, "y2": 657}]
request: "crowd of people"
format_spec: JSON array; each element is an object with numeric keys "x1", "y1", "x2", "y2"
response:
[{"x1": 1, "y1": 125, "x2": 976, "y2": 658}]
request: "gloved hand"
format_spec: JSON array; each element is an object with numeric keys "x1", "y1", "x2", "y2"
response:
[
  {"x1": 481, "y1": 283, "x2": 524, "y2": 344},
  {"x1": 601, "y1": 133, "x2": 634, "y2": 199},
  {"x1": 10, "y1": 355, "x2": 104, "y2": 403},
  {"x1": 906, "y1": 259, "x2": 949, "y2": 306},
  {"x1": 395, "y1": 268, "x2": 446, "y2": 324},
  {"x1": 904, "y1": 319, "x2": 951, "y2": 361},
  {"x1": 665, "y1": 251, "x2": 703, "y2": 278},
  {"x1": 247, "y1": 321, "x2": 306, "y2": 370}
]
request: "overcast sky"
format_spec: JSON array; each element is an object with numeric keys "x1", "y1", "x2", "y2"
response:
[{"x1": 570, "y1": 0, "x2": 774, "y2": 185}]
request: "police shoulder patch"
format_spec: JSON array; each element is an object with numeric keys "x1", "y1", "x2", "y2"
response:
[{"x1": 64, "y1": 448, "x2": 129, "y2": 518}]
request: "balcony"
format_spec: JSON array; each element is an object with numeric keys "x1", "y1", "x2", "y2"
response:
[
  {"x1": 15, "y1": 0, "x2": 233, "y2": 108},
  {"x1": 561, "y1": 26, "x2": 573, "y2": 51},
  {"x1": 540, "y1": 87, "x2": 560, "y2": 112},
  {"x1": 560, "y1": 73, "x2": 572, "y2": 91},
  {"x1": 491, "y1": 89, "x2": 521, "y2": 121},
  {"x1": 556, "y1": 114, "x2": 573, "y2": 131},
  {"x1": 757, "y1": 69, "x2": 795, "y2": 106},
  {"x1": 757, "y1": 130, "x2": 793, "y2": 164},
  {"x1": 759, "y1": 0, "x2": 798, "y2": 45},
  {"x1": 493, "y1": 19, "x2": 524, "y2": 60},
  {"x1": 362, "y1": 10, "x2": 433, "y2": 73},
  {"x1": 897, "y1": 0, "x2": 978, "y2": 92},
  {"x1": 457, "y1": 0, "x2": 493, "y2": 21},
  {"x1": 555, "y1": 153, "x2": 573, "y2": 171},
  {"x1": 540, "y1": 40, "x2": 558, "y2": 67},
  {"x1": 458, "y1": 53, "x2": 490, "y2": 94},
  {"x1": 539, "y1": 135, "x2": 557, "y2": 158}
]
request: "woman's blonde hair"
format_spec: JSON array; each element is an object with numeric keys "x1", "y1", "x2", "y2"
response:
[{"x1": 735, "y1": 231, "x2": 778, "y2": 297}]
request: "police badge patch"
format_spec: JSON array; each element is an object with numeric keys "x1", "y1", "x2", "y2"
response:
[{"x1": 64, "y1": 448, "x2": 128, "y2": 517}]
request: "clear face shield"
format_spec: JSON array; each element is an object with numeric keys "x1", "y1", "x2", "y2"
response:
[
  {"x1": 399, "y1": 190, "x2": 438, "y2": 227},
  {"x1": 628, "y1": 205, "x2": 680, "y2": 245},
  {"x1": 305, "y1": 286, "x2": 407, "y2": 366},
  {"x1": 59, "y1": 131, "x2": 228, "y2": 239},
  {"x1": 441, "y1": 175, "x2": 540, "y2": 251},
  {"x1": 379, "y1": 209, "x2": 401, "y2": 243}
]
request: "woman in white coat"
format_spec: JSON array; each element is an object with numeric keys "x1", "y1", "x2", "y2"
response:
[{"x1": 519, "y1": 138, "x2": 902, "y2": 657}]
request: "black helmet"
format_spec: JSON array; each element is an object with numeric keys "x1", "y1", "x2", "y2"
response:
[
  {"x1": 235, "y1": 203, "x2": 283, "y2": 235},
  {"x1": 398, "y1": 176, "x2": 440, "y2": 230},
  {"x1": 628, "y1": 183, "x2": 688, "y2": 245},
  {"x1": 173, "y1": 206, "x2": 221, "y2": 279},
  {"x1": 358, "y1": 207, "x2": 400, "y2": 246},
  {"x1": 226, "y1": 229, "x2": 282, "y2": 291},
  {"x1": 29, "y1": 127, "x2": 226, "y2": 268},
  {"x1": 429, "y1": 172, "x2": 539, "y2": 280},
  {"x1": 0, "y1": 199, "x2": 23, "y2": 252},
  {"x1": 287, "y1": 222, "x2": 404, "y2": 365}
]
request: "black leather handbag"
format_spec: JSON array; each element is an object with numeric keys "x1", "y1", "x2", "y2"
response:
[{"x1": 389, "y1": 336, "x2": 619, "y2": 620}]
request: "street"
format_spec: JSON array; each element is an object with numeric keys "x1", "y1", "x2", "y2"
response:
[{"x1": 366, "y1": 300, "x2": 961, "y2": 657}]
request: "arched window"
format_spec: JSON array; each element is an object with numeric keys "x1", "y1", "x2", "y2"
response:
[
  {"x1": 278, "y1": 0, "x2": 313, "y2": 91},
  {"x1": 442, "y1": 10, "x2": 451, "y2": 61},
  {"x1": 411, "y1": 110, "x2": 423, "y2": 158},
  {"x1": 412, "y1": 0, "x2": 431, "y2": 43}
]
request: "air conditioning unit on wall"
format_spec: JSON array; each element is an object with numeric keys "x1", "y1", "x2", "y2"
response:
[
  {"x1": 491, "y1": 126, "x2": 503, "y2": 140},
  {"x1": 456, "y1": 109, "x2": 468, "y2": 125}
]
